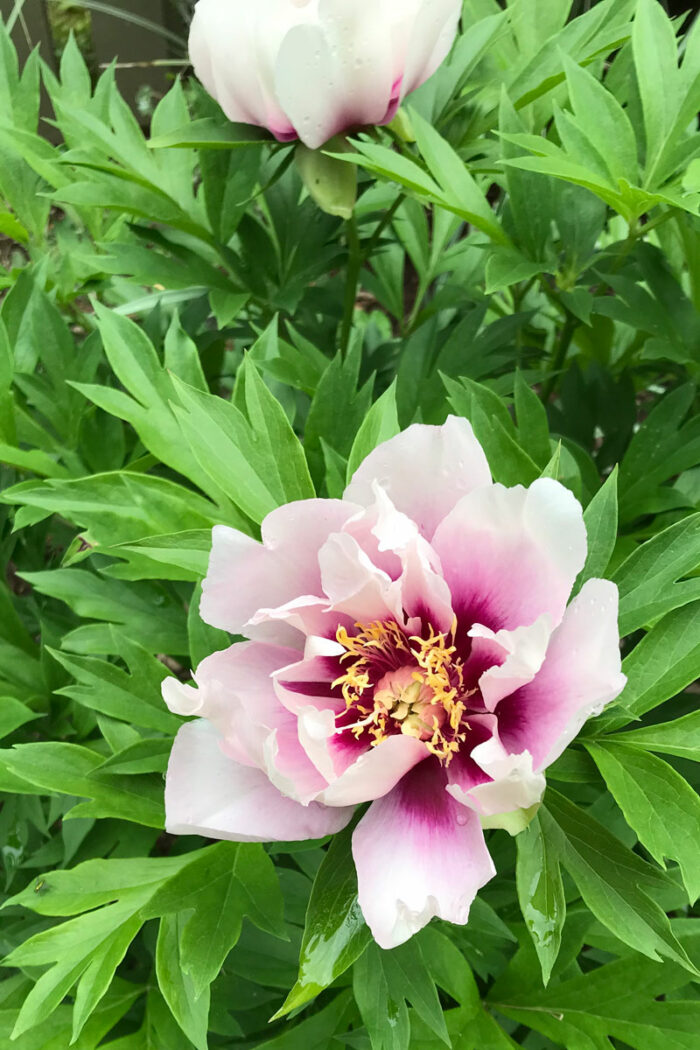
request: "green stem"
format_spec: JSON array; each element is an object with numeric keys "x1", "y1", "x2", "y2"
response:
[
  {"x1": 361, "y1": 194, "x2": 405, "y2": 263},
  {"x1": 340, "y1": 214, "x2": 362, "y2": 357},
  {"x1": 541, "y1": 310, "x2": 577, "y2": 404}
]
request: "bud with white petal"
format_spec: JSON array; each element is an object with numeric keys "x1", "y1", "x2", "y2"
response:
[{"x1": 189, "y1": 0, "x2": 462, "y2": 150}]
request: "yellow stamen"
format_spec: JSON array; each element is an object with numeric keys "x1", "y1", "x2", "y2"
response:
[{"x1": 334, "y1": 618, "x2": 471, "y2": 763}]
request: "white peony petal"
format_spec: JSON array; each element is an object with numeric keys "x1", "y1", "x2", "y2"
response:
[
  {"x1": 165, "y1": 719, "x2": 353, "y2": 842},
  {"x1": 345, "y1": 416, "x2": 491, "y2": 541},
  {"x1": 496, "y1": 578, "x2": 626, "y2": 772},
  {"x1": 432, "y1": 478, "x2": 587, "y2": 633},
  {"x1": 352, "y1": 760, "x2": 495, "y2": 949}
]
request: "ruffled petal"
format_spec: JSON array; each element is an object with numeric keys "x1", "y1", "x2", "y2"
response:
[
  {"x1": 389, "y1": 539, "x2": 455, "y2": 635},
  {"x1": 447, "y1": 716, "x2": 545, "y2": 822},
  {"x1": 190, "y1": 0, "x2": 303, "y2": 136},
  {"x1": 274, "y1": 24, "x2": 346, "y2": 149},
  {"x1": 322, "y1": 485, "x2": 454, "y2": 631},
  {"x1": 318, "y1": 531, "x2": 395, "y2": 623},
  {"x1": 275, "y1": 0, "x2": 397, "y2": 149},
  {"x1": 163, "y1": 642, "x2": 327, "y2": 803},
  {"x1": 496, "y1": 578, "x2": 626, "y2": 771},
  {"x1": 165, "y1": 720, "x2": 353, "y2": 842},
  {"x1": 318, "y1": 735, "x2": 428, "y2": 806},
  {"x1": 352, "y1": 760, "x2": 495, "y2": 949},
  {"x1": 468, "y1": 615, "x2": 552, "y2": 712},
  {"x1": 432, "y1": 478, "x2": 587, "y2": 633},
  {"x1": 401, "y1": 0, "x2": 462, "y2": 97},
  {"x1": 200, "y1": 499, "x2": 359, "y2": 641},
  {"x1": 344, "y1": 417, "x2": 491, "y2": 541}
]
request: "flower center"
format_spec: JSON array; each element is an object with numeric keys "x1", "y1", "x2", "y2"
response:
[{"x1": 334, "y1": 619, "x2": 470, "y2": 763}]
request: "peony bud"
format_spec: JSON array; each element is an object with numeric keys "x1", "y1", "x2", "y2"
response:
[
  {"x1": 189, "y1": 0, "x2": 462, "y2": 150},
  {"x1": 296, "y1": 138, "x2": 357, "y2": 219}
]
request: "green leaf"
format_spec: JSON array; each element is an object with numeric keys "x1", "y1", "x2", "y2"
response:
[
  {"x1": 574, "y1": 467, "x2": 618, "y2": 594},
  {"x1": 382, "y1": 937, "x2": 450, "y2": 1047},
  {"x1": 632, "y1": 0, "x2": 681, "y2": 185},
  {"x1": 346, "y1": 380, "x2": 400, "y2": 483},
  {"x1": 146, "y1": 842, "x2": 285, "y2": 998},
  {"x1": 116, "y1": 529, "x2": 213, "y2": 583},
  {"x1": 276, "y1": 826, "x2": 371, "y2": 1018},
  {"x1": 516, "y1": 813, "x2": 566, "y2": 985},
  {"x1": 49, "y1": 633, "x2": 180, "y2": 734},
  {"x1": 156, "y1": 913, "x2": 210, "y2": 1050},
  {"x1": 257, "y1": 992, "x2": 352, "y2": 1050},
  {"x1": 514, "y1": 371, "x2": 551, "y2": 467},
  {"x1": 0, "y1": 697, "x2": 40, "y2": 740},
  {"x1": 492, "y1": 928, "x2": 700, "y2": 1050},
  {"x1": 353, "y1": 945, "x2": 410, "y2": 1050},
  {"x1": 0, "y1": 743, "x2": 164, "y2": 828},
  {"x1": 79, "y1": 307, "x2": 245, "y2": 520},
  {"x1": 613, "y1": 514, "x2": 700, "y2": 634},
  {"x1": 95, "y1": 738, "x2": 172, "y2": 776},
  {"x1": 409, "y1": 109, "x2": 507, "y2": 244},
  {"x1": 587, "y1": 742, "x2": 700, "y2": 901},
  {"x1": 305, "y1": 343, "x2": 373, "y2": 485},
  {"x1": 20, "y1": 569, "x2": 188, "y2": 656},
  {"x1": 296, "y1": 141, "x2": 357, "y2": 220},
  {"x1": 444, "y1": 376, "x2": 540, "y2": 486},
  {"x1": 148, "y1": 117, "x2": 269, "y2": 150},
  {"x1": 171, "y1": 359, "x2": 314, "y2": 524},
  {"x1": 5, "y1": 855, "x2": 193, "y2": 917},
  {"x1": 617, "y1": 385, "x2": 697, "y2": 517},
  {"x1": 543, "y1": 789, "x2": 697, "y2": 974},
  {"x1": 601, "y1": 601, "x2": 700, "y2": 731},
  {"x1": 235, "y1": 354, "x2": 315, "y2": 504},
  {"x1": 6, "y1": 900, "x2": 146, "y2": 1040},
  {"x1": 607, "y1": 709, "x2": 700, "y2": 762},
  {"x1": 70, "y1": 915, "x2": 143, "y2": 1042},
  {"x1": 563, "y1": 54, "x2": 638, "y2": 185}
]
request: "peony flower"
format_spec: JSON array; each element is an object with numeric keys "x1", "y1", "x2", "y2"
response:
[
  {"x1": 188, "y1": 0, "x2": 462, "y2": 151},
  {"x1": 163, "y1": 418, "x2": 626, "y2": 950}
]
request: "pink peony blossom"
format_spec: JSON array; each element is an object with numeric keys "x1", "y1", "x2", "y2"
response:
[
  {"x1": 163, "y1": 418, "x2": 626, "y2": 949},
  {"x1": 188, "y1": 0, "x2": 462, "y2": 150}
]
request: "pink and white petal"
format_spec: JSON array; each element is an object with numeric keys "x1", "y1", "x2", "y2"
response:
[
  {"x1": 318, "y1": 531, "x2": 395, "y2": 623},
  {"x1": 318, "y1": 735, "x2": 428, "y2": 807},
  {"x1": 401, "y1": 0, "x2": 462, "y2": 97},
  {"x1": 247, "y1": 594, "x2": 349, "y2": 643},
  {"x1": 165, "y1": 720, "x2": 353, "y2": 842},
  {"x1": 387, "y1": 540, "x2": 455, "y2": 634},
  {"x1": 190, "y1": 0, "x2": 299, "y2": 135},
  {"x1": 353, "y1": 760, "x2": 495, "y2": 949},
  {"x1": 189, "y1": 1, "x2": 265, "y2": 127},
  {"x1": 163, "y1": 642, "x2": 326, "y2": 801},
  {"x1": 319, "y1": 0, "x2": 398, "y2": 125},
  {"x1": 304, "y1": 635, "x2": 346, "y2": 660},
  {"x1": 274, "y1": 24, "x2": 348, "y2": 150},
  {"x1": 496, "y1": 578, "x2": 626, "y2": 771},
  {"x1": 296, "y1": 705, "x2": 349, "y2": 783},
  {"x1": 341, "y1": 482, "x2": 434, "y2": 582},
  {"x1": 200, "y1": 499, "x2": 358, "y2": 638},
  {"x1": 432, "y1": 478, "x2": 587, "y2": 633},
  {"x1": 273, "y1": 653, "x2": 344, "y2": 717},
  {"x1": 469, "y1": 616, "x2": 552, "y2": 712},
  {"x1": 446, "y1": 717, "x2": 545, "y2": 834},
  {"x1": 450, "y1": 737, "x2": 546, "y2": 818},
  {"x1": 345, "y1": 416, "x2": 491, "y2": 541}
]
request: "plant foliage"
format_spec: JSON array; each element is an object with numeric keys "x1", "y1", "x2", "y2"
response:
[{"x1": 0, "y1": 1, "x2": 699, "y2": 1047}]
